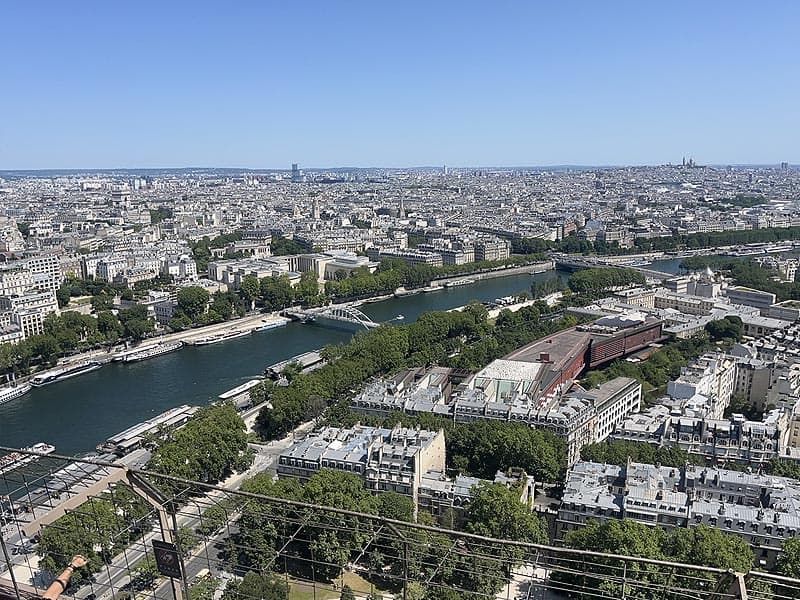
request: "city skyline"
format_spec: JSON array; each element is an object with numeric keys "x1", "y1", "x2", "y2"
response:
[{"x1": 2, "y1": 1, "x2": 798, "y2": 169}]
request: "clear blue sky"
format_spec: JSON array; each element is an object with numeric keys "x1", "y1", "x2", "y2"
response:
[{"x1": 1, "y1": 1, "x2": 797, "y2": 169}]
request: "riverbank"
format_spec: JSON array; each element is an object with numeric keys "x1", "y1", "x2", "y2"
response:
[
  {"x1": 432, "y1": 259, "x2": 554, "y2": 286},
  {"x1": 18, "y1": 313, "x2": 291, "y2": 378}
]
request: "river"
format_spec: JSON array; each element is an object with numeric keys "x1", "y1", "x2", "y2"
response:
[{"x1": 0, "y1": 271, "x2": 567, "y2": 455}]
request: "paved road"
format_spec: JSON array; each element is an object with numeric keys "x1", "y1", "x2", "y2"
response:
[{"x1": 72, "y1": 418, "x2": 315, "y2": 600}]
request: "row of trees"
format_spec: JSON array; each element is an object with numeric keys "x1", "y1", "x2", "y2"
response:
[
  {"x1": 512, "y1": 224, "x2": 800, "y2": 257},
  {"x1": 567, "y1": 267, "x2": 645, "y2": 296},
  {"x1": 37, "y1": 485, "x2": 152, "y2": 584},
  {"x1": 324, "y1": 255, "x2": 546, "y2": 302},
  {"x1": 147, "y1": 403, "x2": 253, "y2": 495},
  {"x1": 580, "y1": 440, "x2": 702, "y2": 468},
  {"x1": 0, "y1": 306, "x2": 153, "y2": 376}
]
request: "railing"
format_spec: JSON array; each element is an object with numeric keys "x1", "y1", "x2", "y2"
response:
[{"x1": 1, "y1": 449, "x2": 798, "y2": 600}]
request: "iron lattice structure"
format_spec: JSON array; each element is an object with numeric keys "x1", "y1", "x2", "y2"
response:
[{"x1": 1, "y1": 449, "x2": 799, "y2": 600}]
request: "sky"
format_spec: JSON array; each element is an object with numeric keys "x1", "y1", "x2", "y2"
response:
[{"x1": 1, "y1": 1, "x2": 798, "y2": 169}]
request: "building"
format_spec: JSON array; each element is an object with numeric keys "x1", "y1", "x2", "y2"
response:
[
  {"x1": 474, "y1": 237, "x2": 511, "y2": 262},
  {"x1": 654, "y1": 291, "x2": 715, "y2": 315},
  {"x1": 557, "y1": 461, "x2": 800, "y2": 569},
  {"x1": 666, "y1": 353, "x2": 737, "y2": 420},
  {"x1": 96, "y1": 257, "x2": 128, "y2": 281},
  {"x1": 612, "y1": 287, "x2": 655, "y2": 308},
  {"x1": 0, "y1": 290, "x2": 60, "y2": 339},
  {"x1": 0, "y1": 269, "x2": 34, "y2": 297},
  {"x1": 726, "y1": 286, "x2": 778, "y2": 310},
  {"x1": 277, "y1": 423, "x2": 534, "y2": 520},
  {"x1": 277, "y1": 424, "x2": 446, "y2": 500},
  {"x1": 367, "y1": 247, "x2": 444, "y2": 267}
]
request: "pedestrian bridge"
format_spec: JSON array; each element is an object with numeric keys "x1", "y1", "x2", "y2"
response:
[{"x1": 285, "y1": 306, "x2": 380, "y2": 331}]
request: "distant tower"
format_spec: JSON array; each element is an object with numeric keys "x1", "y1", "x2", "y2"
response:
[
  {"x1": 312, "y1": 196, "x2": 320, "y2": 220},
  {"x1": 398, "y1": 197, "x2": 406, "y2": 219},
  {"x1": 443, "y1": 164, "x2": 448, "y2": 176},
  {"x1": 291, "y1": 163, "x2": 305, "y2": 183},
  {"x1": 682, "y1": 157, "x2": 686, "y2": 167}
]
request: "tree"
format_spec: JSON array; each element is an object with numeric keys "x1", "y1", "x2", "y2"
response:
[
  {"x1": 56, "y1": 283, "x2": 71, "y2": 308},
  {"x1": 92, "y1": 293, "x2": 116, "y2": 312},
  {"x1": 178, "y1": 286, "x2": 211, "y2": 322},
  {"x1": 97, "y1": 311, "x2": 124, "y2": 342},
  {"x1": 239, "y1": 275, "x2": 260, "y2": 309},
  {"x1": 465, "y1": 483, "x2": 547, "y2": 544},
  {"x1": 222, "y1": 572, "x2": 288, "y2": 600},
  {"x1": 377, "y1": 492, "x2": 415, "y2": 522},
  {"x1": 147, "y1": 403, "x2": 253, "y2": 493},
  {"x1": 705, "y1": 316, "x2": 743, "y2": 342},
  {"x1": 559, "y1": 520, "x2": 755, "y2": 600},
  {"x1": 339, "y1": 585, "x2": 356, "y2": 600},
  {"x1": 130, "y1": 555, "x2": 159, "y2": 591},
  {"x1": 169, "y1": 311, "x2": 194, "y2": 331},
  {"x1": 778, "y1": 537, "x2": 800, "y2": 579},
  {"x1": 260, "y1": 275, "x2": 294, "y2": 311}
]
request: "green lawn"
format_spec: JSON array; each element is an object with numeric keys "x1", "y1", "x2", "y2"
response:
[{"x1": 288, "y1": 571, "x2": 389, "y2": 600}]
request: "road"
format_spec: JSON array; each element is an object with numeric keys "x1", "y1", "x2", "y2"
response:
[{"x1": 71, "y1": 417, "x2": 316, "y2": 600}]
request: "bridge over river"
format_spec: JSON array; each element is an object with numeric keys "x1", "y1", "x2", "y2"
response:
[
  {"x1": 553, "y1": 255, "x2": 675, "y2": 281},
  {"x1": 284, "y1": 305, "x2": 400, "y2": 332}
]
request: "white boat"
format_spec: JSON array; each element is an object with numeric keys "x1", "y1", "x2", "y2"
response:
[
  {"x1": 114, "y1": 341, "x2": 183, "y2": 363},
  {"x1": 218, "y1": 379, "x2": 263, "y2": 400},
  {"x1": 0, "y1": 383, "x2": 32, "y2": 406},
  {"x1": 191, "y1": 329, "x2": 251, "y2": 346},
  {"x1": 254, "y1": 320, "x2": 288, "y2": 332},
  {"x1": 0, "y1": 442, "x2": 56, "y2": 476},
  {"x1": 30, "y1": 361, "x2": 103, "y2": 387},
  {"x1": 444, "y1": 278, "x2": 475, "y2": 287}
]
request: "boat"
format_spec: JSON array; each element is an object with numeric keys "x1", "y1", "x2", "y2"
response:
[
  {"x1": 0, "y1": 383, "x2": 32, "y2": 406},
  {"x1": 218, "y1": 378, "x2": 264, "y2": 400},
  {"x1": 191, "y1": 329, "x2": 251, "y2": 346},
  {"x1": 420, "y1": 285, "x2": 444, "y2": 293},
  {"x1": 30, "y1": 361, "x2": 103, "y2": 387},
  {"x1": 254, "y1": 320, "x2": 288, "y2": 332},
  {"x1": 115, "y1": 341, "x2": 183, "y2": 363},
  {"x1": 444, "y1": 278, "x2": 475, "y2": 288},
  {"x1": 0, "y1": 443, "x2": 56, "y2": 476}
]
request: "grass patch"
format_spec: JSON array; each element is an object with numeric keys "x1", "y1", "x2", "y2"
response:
[{"x1": 288, "y1": 571, "x2": 388, "y2": 600}]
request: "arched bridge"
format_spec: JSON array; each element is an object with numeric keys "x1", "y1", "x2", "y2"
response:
[{"x1": 285, "y1": 305, "x2": 380, "y2": 330}]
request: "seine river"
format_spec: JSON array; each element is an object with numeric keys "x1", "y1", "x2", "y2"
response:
[
  {"x1": 0, "y1": 271, "x2": 571, "y2": 455},
  {"x1": 0, "y1": 258, "x2": 688, "y2": 456}
]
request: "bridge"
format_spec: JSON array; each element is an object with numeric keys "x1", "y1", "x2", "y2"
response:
[
  {"x1": 285, "y1": 305, "x2": 382, "y2": 331},
  {"x1": 554, "y1": 255, "x2": 675, "y2": 281}
]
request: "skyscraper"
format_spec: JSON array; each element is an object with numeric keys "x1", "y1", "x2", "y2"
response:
[{"x1": 291, "y1": 163, "x2": 306, "y2": 183}]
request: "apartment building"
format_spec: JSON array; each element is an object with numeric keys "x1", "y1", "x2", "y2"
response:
[{"x1": 557, "y1": 461, "x2": 800, "y2": 569}]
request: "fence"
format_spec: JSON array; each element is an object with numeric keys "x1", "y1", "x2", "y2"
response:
[{"x1": 1, "y1": 448, "x2": 798, "y2": 600}]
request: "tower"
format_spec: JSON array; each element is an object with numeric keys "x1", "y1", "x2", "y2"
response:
[
  {"x1": 312, "y1": 196, "x2": 320, "y2": 220},
  {"x1": 398, "y1": 197, "x2": 406, "y2": 219}
]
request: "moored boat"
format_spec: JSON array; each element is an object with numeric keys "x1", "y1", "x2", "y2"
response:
[
  {"x1": 0, "y1": 442, "x2": 56, "y2": 476},
  {"x1": 0, "y1": 383, "x2": 32, "y2": 405},
  {"x1": 30, "y1": 361, "x2": 103, "y2": 387},
  {"x1": 114, "y1": 341, "x2": 183, "y2": 363}
]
